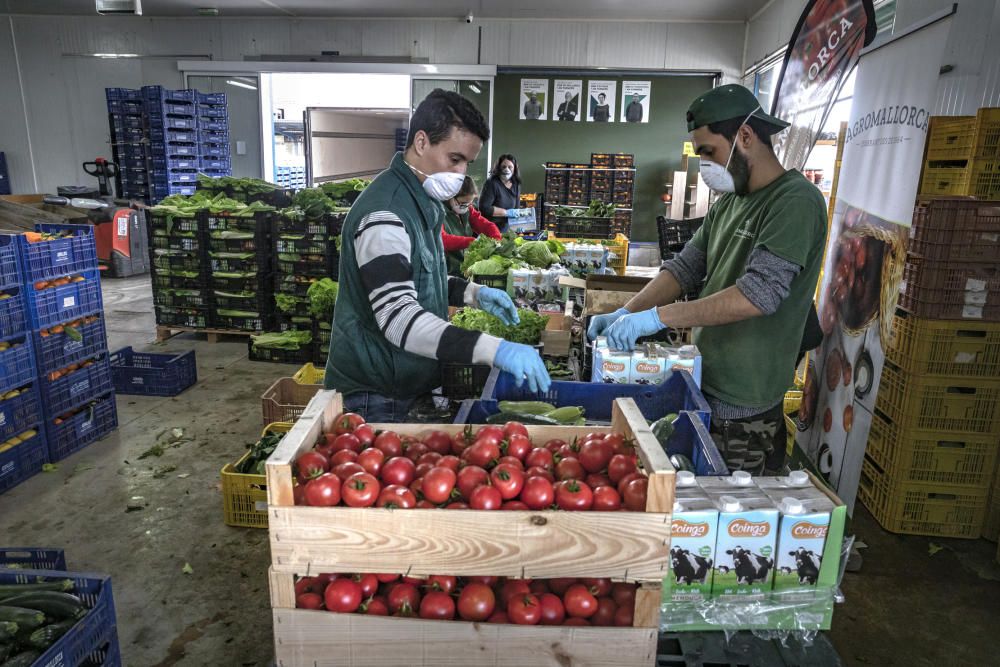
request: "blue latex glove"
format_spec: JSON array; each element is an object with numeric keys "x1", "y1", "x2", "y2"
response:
[
  {"x1": 494, "y1": 341, "x2": 552, "y2": 394},
  {"x1": 587, "y1": 307, "x2": 628, "y2": 341},
  {"x1": 605, "y1": 307, "x2": 666, "y2": 351},
  {"x1": 477, "y1": 286, "x2": 520, "y2": 326}
]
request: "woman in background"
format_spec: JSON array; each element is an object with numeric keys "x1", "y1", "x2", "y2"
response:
[
  {"x1": 478, "y1": 154, "x2": 521, "y2": 231},
  {"x1": 442, "y1": 176, "x2": 501, "y2": 276}
]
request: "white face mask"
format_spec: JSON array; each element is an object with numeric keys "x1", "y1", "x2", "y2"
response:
[
  {"x1": 698, "y1": 107, "x2": 759, "y2": 194},
  {"x1": 451, "y1": 201, "x2": 471, "y2": 215},
  {"x1": 407, "y1": 161, "x2": 465, "y2": 201},
  {"x1": 501, "y1": 167, "x2": 514, "y2": 180}
]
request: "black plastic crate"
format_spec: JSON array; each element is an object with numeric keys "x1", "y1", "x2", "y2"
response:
[
  {"x1": 441, "y1": 363, "x2": 493, "y2": 402},
  {"x1": 205, "y1": 211, "x2": 272, "y2": 233},
  {"x1": 207, "y1": 232, "x2": 267, "y2": 253},
  {"x1": 150, "y1": 233, "x2": 202, "y2": 252},
  {"x1": 274, "y1": 232, "x2": 337, "y2": 255},
  {"x1": 656, "y1": 215, "x2": 704, "y2": 259},
  {"x1": 209, "y1": 272, "x2": 273, "y2": 296},
  {"x1": 153, "y1": 288, "x2": 212, "y2": 309},
  {"x1": 152, "y1": 271, "x2": 207, "y2": 291},
  {"x1": 155, "y1": 306, "x2": 210, "y2": 329},
  {"x1": 275, "y1": 213, "x2": 345, "y2": 236},
  {"x1": 209, "y1": 251, "x2": 269, "y2": 274},
  {"x1": 274, "y1": 275, "x2": 318, "y2": 298},
  {"x1": 214, "y1": 289, "x2": 270, "y2": 312},
  {"x1": 247, "y1": 337, "x2": 315, "y2": 364},
  {"x1": 213, "y1": 311, "x2": 268, "y2": 332},
  {"x1": 554, "y1": 216, "x2": 626, "y2": 240},
  {"x1": 275, "y1": 255, "x2": 336, "y2": 278},
  {"x1": 151, "y1": 249, "x2": 204, "y2": 273},
  {"x1": 149, "y1": 210, "x2": 203, "y2": 234}
]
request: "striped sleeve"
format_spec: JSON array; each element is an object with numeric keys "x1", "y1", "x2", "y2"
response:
[{"x1": 355, "y1": 211, "x2": 500, "y2": 365}]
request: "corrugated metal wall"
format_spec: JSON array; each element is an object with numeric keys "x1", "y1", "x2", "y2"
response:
[{"x1": 0, "y1": 14, "x2": 744, "y2": 194}]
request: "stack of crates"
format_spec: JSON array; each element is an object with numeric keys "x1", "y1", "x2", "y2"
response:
[
  {"x1": 106, "y1": 88, "x2": 149, "y2": 201},
  {"x1": 919, "y1": 109, "x2": 1000, "y2": 199},
  {"x1": 566, "y1": 164, "x2": 590, "y2": 205},
  {"x1": 589, "y1": 153, "x2": 614, "y2": 203},
  {"x1": 148, "y1": 207, "x2": 212, "y2": 329},
  {"x1": 142, "y1": 86, "x2": 199, "y2": 201},
  {"x1": 206, "y1": 209, "x2": 274, "y2": 332},
  {"x1": 12, "y1": 225, "x2": 118, "y2": 465},
  {"x1": 275, "y1": 166, "x2": 306, "y2": 190},
  {"x1": 858, "y1": 197, "x2": 1000, "y2": 539},
  {"x1": 197, "y1": 92, "x2": 232, "y2": 175}
]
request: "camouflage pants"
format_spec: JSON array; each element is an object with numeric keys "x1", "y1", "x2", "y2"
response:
[{"x1": 709, "y1": 403, "x2": 787, "y2": 476}]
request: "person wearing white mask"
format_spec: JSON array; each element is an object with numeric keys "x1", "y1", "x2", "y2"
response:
[
  {"x1": 478, "y1": 154, "x2": 521, "y2": 231},
  {"x1": 589, "y1": 84, "x2": 826, "y2": 476},
  {"x1": 325, "y1": 90, "x2": 550, "y2": 422}
]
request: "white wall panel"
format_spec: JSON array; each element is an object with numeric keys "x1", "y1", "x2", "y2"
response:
[
  {"x1": 361, "y1": 20, "x2": 435, "y2": 59},
  {"x1": 479, "y1": 20, "x2": 511, "y2": 65},
  {"x1": 433, "y1": 21, "x2": 480, "y2": 64},
  {"x1": 289, "y1": 19, "x2": 364, "y2": 56},
  {"x1": 0, "y1": 18, "x2": 34, "y2": 193},
  {"x1": 584, "y1": 22, "x2": 667, "y2": 69},
  {"x1": 664, "y1": 22, "x2": 744, "y2": 81},
  {"x1": 507, "y1": 21, "x2": 590, "y2": 67},
  {"x1": 216, "y1": 19, "x2": 292, "y2": 60}
]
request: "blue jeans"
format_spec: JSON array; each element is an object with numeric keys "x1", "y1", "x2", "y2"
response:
[{"x1": 343, "y1": 392, "x2": 414, "y2": 423}]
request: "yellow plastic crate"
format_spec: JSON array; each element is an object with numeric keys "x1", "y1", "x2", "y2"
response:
[
  {"x1": 972, "y1": 107, "x2": 1000, "y2": 159},
  {"x1": 292, "y1": 362, "x2": 325, "y2": 385},
  {"x1": 261, "y1": 376, "x2": 323, "y2": 427},
  {"x1": 783, "y1": 390, "x2": 802, "y2": 416},
  {"x1": 221, "y1": 422, "x2": 293, "y2": 529},
  {"x1": 982, "y1": 459, "x2": 1000, "y2": 542},
  {"x1": 784, "y1": 414, "x2": 796, "y2": 457},
  {"x1": 919, "y1": 163, "x2": 972, "y2": 196},
  {"x1": 926, "y1": 115, "x2": 976, "y2": 161},
  {"x1": 886, "y1": 311, "x2": 1000, "y2": 378}
]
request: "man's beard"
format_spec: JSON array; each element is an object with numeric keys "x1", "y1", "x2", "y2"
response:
[{"x1": 729, "y1": 146, "x2": 751, "y2": 196}]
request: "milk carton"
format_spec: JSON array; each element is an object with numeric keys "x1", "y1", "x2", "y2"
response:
[
  {"x1": 592, "y1": 343, "x2": 632, "y2": 384},
  {"x1": 509, "y1": 268, "x2": 531, "y2": 301},
  {"x1": 696, "y1": 470, "x2": 758, "y2": 497},
  {"x1": 756, "y1": 470, "x2": 830, "y2": 502},
  {"x1": 658, "y1": 344, "x2": 703, "y2": 388},
  {"x1": 699, "y1": 480, "x2": 779, "y2": 601},
  {"x1": 769, "y1": 495, "x2": 834, "y2": 597},
  {"x1": 630, "y1": 347, "x2": 669, "y2": 385},
  {"x1": 666, "y1": 472, "x2": 719, "y2": 603}
]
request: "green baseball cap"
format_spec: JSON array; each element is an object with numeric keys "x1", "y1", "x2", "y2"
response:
[{"x1": 686, "y1": 84, "x2": 790, "y2": 133}]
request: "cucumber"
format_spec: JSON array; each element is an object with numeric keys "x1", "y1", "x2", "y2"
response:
[
  {"x1": 670, "y1": 454, "x2": 695, "y2": 473},
  {"x1": 0, "y1": 623, "x2": 15, "y2": 642},
  {"x1": 1, "y1": 650, "x2": 41, "y2": 667},
  {"x1": 498, "y1": 401, "x2": 556, "y2": 415},
  {"x1": 485, "y1": 412, "x2": 561, "y2": 426},
  {"x1": 28, "y1": 618, "x2": 77, "y2": 649},
  {"x1": 0, "y1": 607, "x2": 44, "y2": 631},
  {"x1": 650, "y1": 413, "x2": 678, "y2": 446},
  {"x1": 0, "y1": 580, "x2": 74, "y2": 600},
  {"x1": 542, "y1": 406, "x2": 585, "y2": 424},
  {"x1": 0, "y1": 592, "x2": 87, "y2": 620}
]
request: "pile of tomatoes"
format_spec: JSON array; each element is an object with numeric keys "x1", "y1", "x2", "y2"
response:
[
  {"x1": 295, "y1": 572, "x2": 640, "y2": 627},
  {"x1": 293, "y1": 412, "x2": 649, "y2": 512}
]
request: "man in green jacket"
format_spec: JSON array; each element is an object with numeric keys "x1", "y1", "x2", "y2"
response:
[
  {"x1": 326, "y1": 89, "x2": 550, "y2": 422},
  {"x1": 589, "y1": 85, "x2": 827, "y2": 475}
]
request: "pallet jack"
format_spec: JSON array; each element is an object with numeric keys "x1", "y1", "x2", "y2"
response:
[{"x1": 45, "y1": 158, "x2": 149, "y2": 278}]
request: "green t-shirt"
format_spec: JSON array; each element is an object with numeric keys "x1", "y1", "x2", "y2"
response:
[{"x1": 689, "y1": 169, "x2": 827, "y2": 409}]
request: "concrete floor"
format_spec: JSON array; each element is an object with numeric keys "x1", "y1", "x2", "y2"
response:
[{"x1": 0, "y1": 275, "x2": 998, "y2": 666}]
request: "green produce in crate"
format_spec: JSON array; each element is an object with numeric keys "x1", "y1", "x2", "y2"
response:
[
  {"x1": 498, "y1": 400, "x2": 556, "y2": 415},
  {"x1": 0, "y1": 622, "x2": 16, "y2": 642},
  {"x1": 451, "y1": 308, "x2": 548, "y2": 345},
  {"x1": 216, "y1": 309, "x2": 259, "y2": 318},
  {"x1": 0, "y1": 607, "x2": 44, "y2": 631},
  {"x1": 274, "y1": 294, "x2": 301, "y2": 313},
  {"x1": 26, "y1": 618, "x2": 75, "y2": 650},
  {"x1": 0, "y1": 581, "x2": 73, "y2": 599},
  {"x1": 0, "y1": 592, "x2": 86, "y2": 620},
  {"x1": 1, "y1": 650, "x2": 41, "y2": 666},
  {"x1": 251, "y1": 330, "x2": 312, "y2": 351},
  {"x1": 307, "y1": 278, "x2": 339, "y2": 319},
  {"x1": 237, "y1": 430, "x2": 288, "y2": 475},
  {"x1": 650, "y1": 413, "x2": 678, "y2": 447}
]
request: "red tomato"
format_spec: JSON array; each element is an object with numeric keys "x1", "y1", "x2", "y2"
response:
[
  {"x1": 387, "y1": 583, "x2": 421, "y2": 615},
  {"x1": 503, "y1": 421, "x2": 529, "y2": 439},
  {"x1": 616, "y1": 471, "x2": 644, "y2": 496},
  {"x1": 612, "y1": 583, "x2": 636, "y2": 609},
  {"x1": 466, "y1": 440, "x2": 501, "y2": 468},
  {"x1": 401, "y1": 576, "x2": 425, "y2": 586},
  {"x1": 354, "y1": 573, "x2": 379, "y2": 597},
  {"x1": 415, "y1": 462, "x2": 434, "y2": 479},
  {"x1": 586, "y1": 473, "x2": 613, "y2": 489},
  {"x1": 469, "y1": 485, "x2": 502, "y2": 510},
  {"x1": 419, "y1": 591, "x2": 456, "y2": 620},
  {"x1": 330, "y1": 433, "x2": 361, "y2": 454},
  {"x1": 555, "y1": 457, "x2": 586, "y2": 481},
  {"x1": 505, "y1": 434, "x2": 532, "y2": 461},
  {"x1": 544, "y1": 438, "x2": 566, "y2": 452},
  {"x1": 297, "y1": 592, "x2": 323, "y2": 609},
  {"x1": 330, "y1": 449, "x2": 359, "y2": 467},
  {"x1": 324, "y1": 578, "x2": 363, "y2": 613},
  {"x1": 445, "y1": 502, "x2": 468, "y2": 509},
  {"x1": 422, "y1": 467, "x2": 457, "y2": 504},
  {"x1": 410, "y1": 476, "x2": 423, "y2": 497},
  {"x1": 501, "y1": 500, "x2": 529, "y2": 510},
  {"x1": 529, "y1": 579, "x2": 550, "y2": 595},
  {"x1": 507, "y1": 594, "x2": 542, "y2": 625},
  {"x1": 581, "y1": 578, "x2": 612, "y2": 597},
  {"x1": 490, "y1": 463, "x2": 525, "y2": 500},
  {"x1": 525, "y1": 466, "x2": 555, "y2": 483},
  {"x1": 426, "y1": 575, "x2": 457, "y2": 594},
  {"x1": 333, "y1": 412, "x2": 365, "y2": 435},
  {"x1": 555, "y1": 444, "x2": 578, "y2": 461},
  {"x1": 500, "y1": 579, "x2": 532, "y2": 604},
  {"x1": 591, "y1": 597, "x2": 618, "y2": 626},
  {"x1": 456, "y1": 465, "x2": 489, "y2": 500},
  {"x1": 304, "y1": 473, "x2": 341, "y2": 507},
  {"x1": 525, "y1": 448, "x2": 554, "y2": 470},
  {"x1": 564, "y1": 617, "x2": 591, "y2": 626},
  {"x1": 592, "y1": 485, "x2": 622, "y2": 511},
  {"x1": 604, "y1": 433, "x2": 631, "y2": 456},
  {"x1": 317, "y1": 433, "x2": 337, "y2": 457},
  {"x1": 437, "y1": 455, "x2": 460, "y2": 472},
  {"x1": 376, "y1": 484, "x2": 417, "y2": 508},
  {"x1": 487, "y1": 610, "x2": 508, "y2": 623},
  {"x1": 497, "y1": 455, "x2": 524, "y2": 470},
  {"x1": 295, "y1": 576, "x2": 323, "y2": 597},
  {"x1": 333, "y1": 462, "x2": 365, "y2": 482},
  {"x1": 381, "y1": 456, "x2": 416, "y2": 486},
  {"x1": 452, "y1": 426, "x2": 475, "y2": 456},
  {"x1": 555, "y1": 480, "x2": 594, "y2": 511},
  {"x1": 416, "y1": 499, "x2": 436, "y2": 509},
  {"x1": 403, "y1": 442, "x2": 429, "y2": 462},
  {"x1": 578, "y1": 438, "x2": 615, "y2": 474},
  {"x1": 374, "y1": 431, "x2": 403, "y2": 458},
  {"x1": 361, "y1": 596, "x2": 389, "y2": 615},
  {"x1": 293, "y1": 483, "x2": 307, "y2": 506},
  {"x1": 457, "y1": 582, "x2": 495, "y2": 621},
  {"x1": 614, "y1": 604, "x2": 634, "y2": 627},
  {"x1": 295, "y1": 451, "x2": 329, "y2": 483},
  {"x1": 353, "y1": 424, "x2": 376, "y2": 447},
  {"x1": 622, "y1": 477, "x2": 648, "y2": 511},
  {"x1": 416, "y1": 452, "x2": 441, "y2": 466},
  {"x1": 422, "y1": 430, "x2": 453, "y2": 455},
  {"x1": 342, "y1": 472, "x2": 380, "y2": 507},
  {"x1": 548, "y1": 578, "x2": 577, "y2": 595},
  {"x1": 356, "y1": 447, "x2": 385, "y2": 477},
  {"x1": 521, "y1": 476, "x2": 555, "y2": 510},
  {"x1": 607, "y1": 454, "x2": 638, "y2": 484},
  {"x1": 538, "y1": 593, "x2": 566, "y2": 625},
  {"x1": 476, "y1": 425, "x2": 504, "y2": 442},
  {"x1": 563, "y1": 584, "x2": 598, "y2": 618},
  {"x1": 375, "y1": 573, "x2": 400, "y2": 584}
]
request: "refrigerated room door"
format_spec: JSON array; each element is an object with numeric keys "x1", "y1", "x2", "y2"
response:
[{"x1": 303, "y1": 108, "x2": 409, "y2": 186}]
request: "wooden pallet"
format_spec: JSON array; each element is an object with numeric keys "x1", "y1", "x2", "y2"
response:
[{"x1": 155, "y1": 325, "x2": 257, "y2": 343}]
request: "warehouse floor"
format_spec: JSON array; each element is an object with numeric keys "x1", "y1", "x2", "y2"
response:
[{"x1": 0, "y1": 275, "x2": 998, "y2": 667}]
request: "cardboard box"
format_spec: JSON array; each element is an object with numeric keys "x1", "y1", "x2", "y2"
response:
[{"x1": 583, "y1": 274, "x2": 651, "y2": 315}]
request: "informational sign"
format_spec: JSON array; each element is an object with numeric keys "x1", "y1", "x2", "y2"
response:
[
  {"x1": 621, "y1": 81, "x2": 651, "y2": 124},
  {"x1": 554, "y1": 80, "x2": 583, "y2": 122},
  {"x1": 587, "y1": 81, "x2": 616, "y2": 123},
  {"x1": 795, "y1": 15, "x2": 952, "y2": 511},
  {"x1": 519, "y1": 78, "x2": 548, "y2": 121}
]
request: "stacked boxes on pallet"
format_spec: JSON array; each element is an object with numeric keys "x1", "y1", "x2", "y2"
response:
[
  {"x1": 274, "y1": 165, "x2": 306, "y2": 190},
  {"x1": 106, "y1": 88, "x2": 150, "y2": 201},
  {"x1": 858, "y1": 197, "x2": 1000, "y2": 539},
  {"x1": 206, "y1": 209, "x2": 274, "y2": 332},
  {"x1": 919, "y1": 109, "x2": 1000, "y2": 199},
  {"x1": 197, "y1": 91, "x2": 232, "y2": 177},
  {"x1": 543, "y1": 153, "x2": 636, "y2": 241},
  {"x1": 148, "y1": 208, "x2": 213, "y2": 329},
  {"x1": 144, "y1": 86, "x2": 200, "y2": 202}
]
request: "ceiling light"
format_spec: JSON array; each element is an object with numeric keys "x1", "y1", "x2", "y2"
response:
[
  {"x1": 375, "y1": 112, "x2": 385, "y2": 115},
  {"x1": 468, "y1": 84, "x2": 482, "y2": 94},
  {"x1": 93, "y1": 53, "x2": 140, "y2": 58},
  {"x1": 226, "y1": 79, "x2": 258, "y2": 91}
]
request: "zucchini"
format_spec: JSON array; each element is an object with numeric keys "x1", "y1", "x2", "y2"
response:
[
  {"x1": 486, "y1": 412, "x2": 561, "y2": 426},
  {"x1": 0, "y1": 623, "x2": 15, "y2": 642},
  {"x1": 650, "y1": 413, "x2": 678, "y2": 446},
  {"x1": 27, "y1": 618, "x2": 77, "y2": 650},
  {"x1": 0, "y1": 607, "x2": 44, "y2": 630},
  {"x1": 0, "y1": 580, "x2": 74, "y2": 600},
  {"x1": 670, "y1": 454, "x2": 695, "y2": 473},
  {"x1": 542, "y1": 406, "x2": 585, "y2": 424},
  {"x1": 0, "y1": 592, "x2": 86, "y2": 620},
  {"x1": 1, "y1": 650, "x2": 41, "y2": 667},
  {"x1": 497, "y1": 401, "x2": 555, "y2": 415}
]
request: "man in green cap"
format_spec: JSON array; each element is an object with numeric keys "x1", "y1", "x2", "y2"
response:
[{"x1": 589, "y1": 84, "x2": 827, "y2": 475}]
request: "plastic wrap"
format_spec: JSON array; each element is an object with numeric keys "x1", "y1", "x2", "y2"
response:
[{"x1": 661, "y1": 535, "x2": 854, "y2": 640}]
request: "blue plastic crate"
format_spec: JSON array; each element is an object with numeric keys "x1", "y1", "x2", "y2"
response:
[
  {"x1": 105, "y1": 87, "x2": 140, "y2": 101},
  {"x1": 0, "y1": 547, "x2": 66, "y2": 570},
  {"x1": 106, "y1": 99, "x2": 143, "y2": 115},
  {"x1": 40, "y1": 355, "x2": 114, "y2": 417},
  {"x1": 199, "y1": 105, "x2": 227, "y2": 118},
  {"x1": 480, "y1": 367, "x2": 711, "y2": 428},
  {"x1": 198, "y1": 117, "x2": 229, "y2": 131},
  {"x1": 150, "y1": 141, "x2": 197, "y2": 157},
  {"x1": 16, "y1": 223, "x2": 99, "y2": 282},
  {"x1": 120, "y1": 145, "x2": 149, "y2": 160},
  {"x1": 151, "y1": 155, "x2": 199, "y2": 171},
  {"x1": 200, "y1": 144, "x2": 229, "y2": 158},
  {"x1": 148, "y1": 114, "x2": 197, "y2": 131},
  {"x1": 142, "y1": 85, "x2": 196, "y2": 103},
  {"x1": 199, "y1": 129, "x2": 229, "y2": 143},
  {"x1": 46, "y1": 392, "x2": 118, "y2": 461},
  {"x1": 110, "y1": 114, "x2": 143, "y2": 130},
  {"x1": 25, "y1": 268, "x2": 103, "y2": 329},
  {"x1": 150, "y1": 184, "x2": 196, "y2": 198},
  {"x1": 111, "y1": 125, "x2": 144, "y2": 142},
  {"x1": 198, "y1": 91, "x2": 227, "y2": 105},
  {"x1": 0, "y1": 285, "x2": 26, "y2": 338},
  {"x1": 0, "y1": 335, "x2": 34, "y2": 395},
  {"x1": 0, "y1": 425, "x2": 46, "y2": 494},
  {"x1": 151, "y1": 169, "x2": 198, "y2": 183},
  {"x1": 0, "y1": 567, "x2": 119, "y2": 665},
  {"x1": 0, "y1": 383, "x2": 41, "y2": 442},
  {"x1": 110, "y1": 346, "x2": 197, "y2": 396},
  {"x1": 200, "y1": 157, "x2": 231, "y2": 171},
  {"x1": 33, "y1": 314, "x2": 107, "y2": 374},
  {"x1": 149, "y1": 128, "x2": 197, "y2": 144},
  {"x1": 0, "y1": 236, "x2": 21, "y2": 288}
]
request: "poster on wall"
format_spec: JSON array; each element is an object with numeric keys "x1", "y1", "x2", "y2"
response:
[
  {"x1": 795, "y1": 15, "x2": 952, "y2": 512},
  {"x1": 771, "y1": 0, "x2": 877, "y2": 169},
  {"x1": 554, "y1": 80, "x2": 583, "y2": 122},
  {"x1": 620, "y1": 81, "x2": 651, "y2": 123},
  {"x1": 587, "y1": 81, "x2": 616, "y2": 122},
  {"x1": 519, "y1": 78, "x2": 548, "y2": 120}
]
